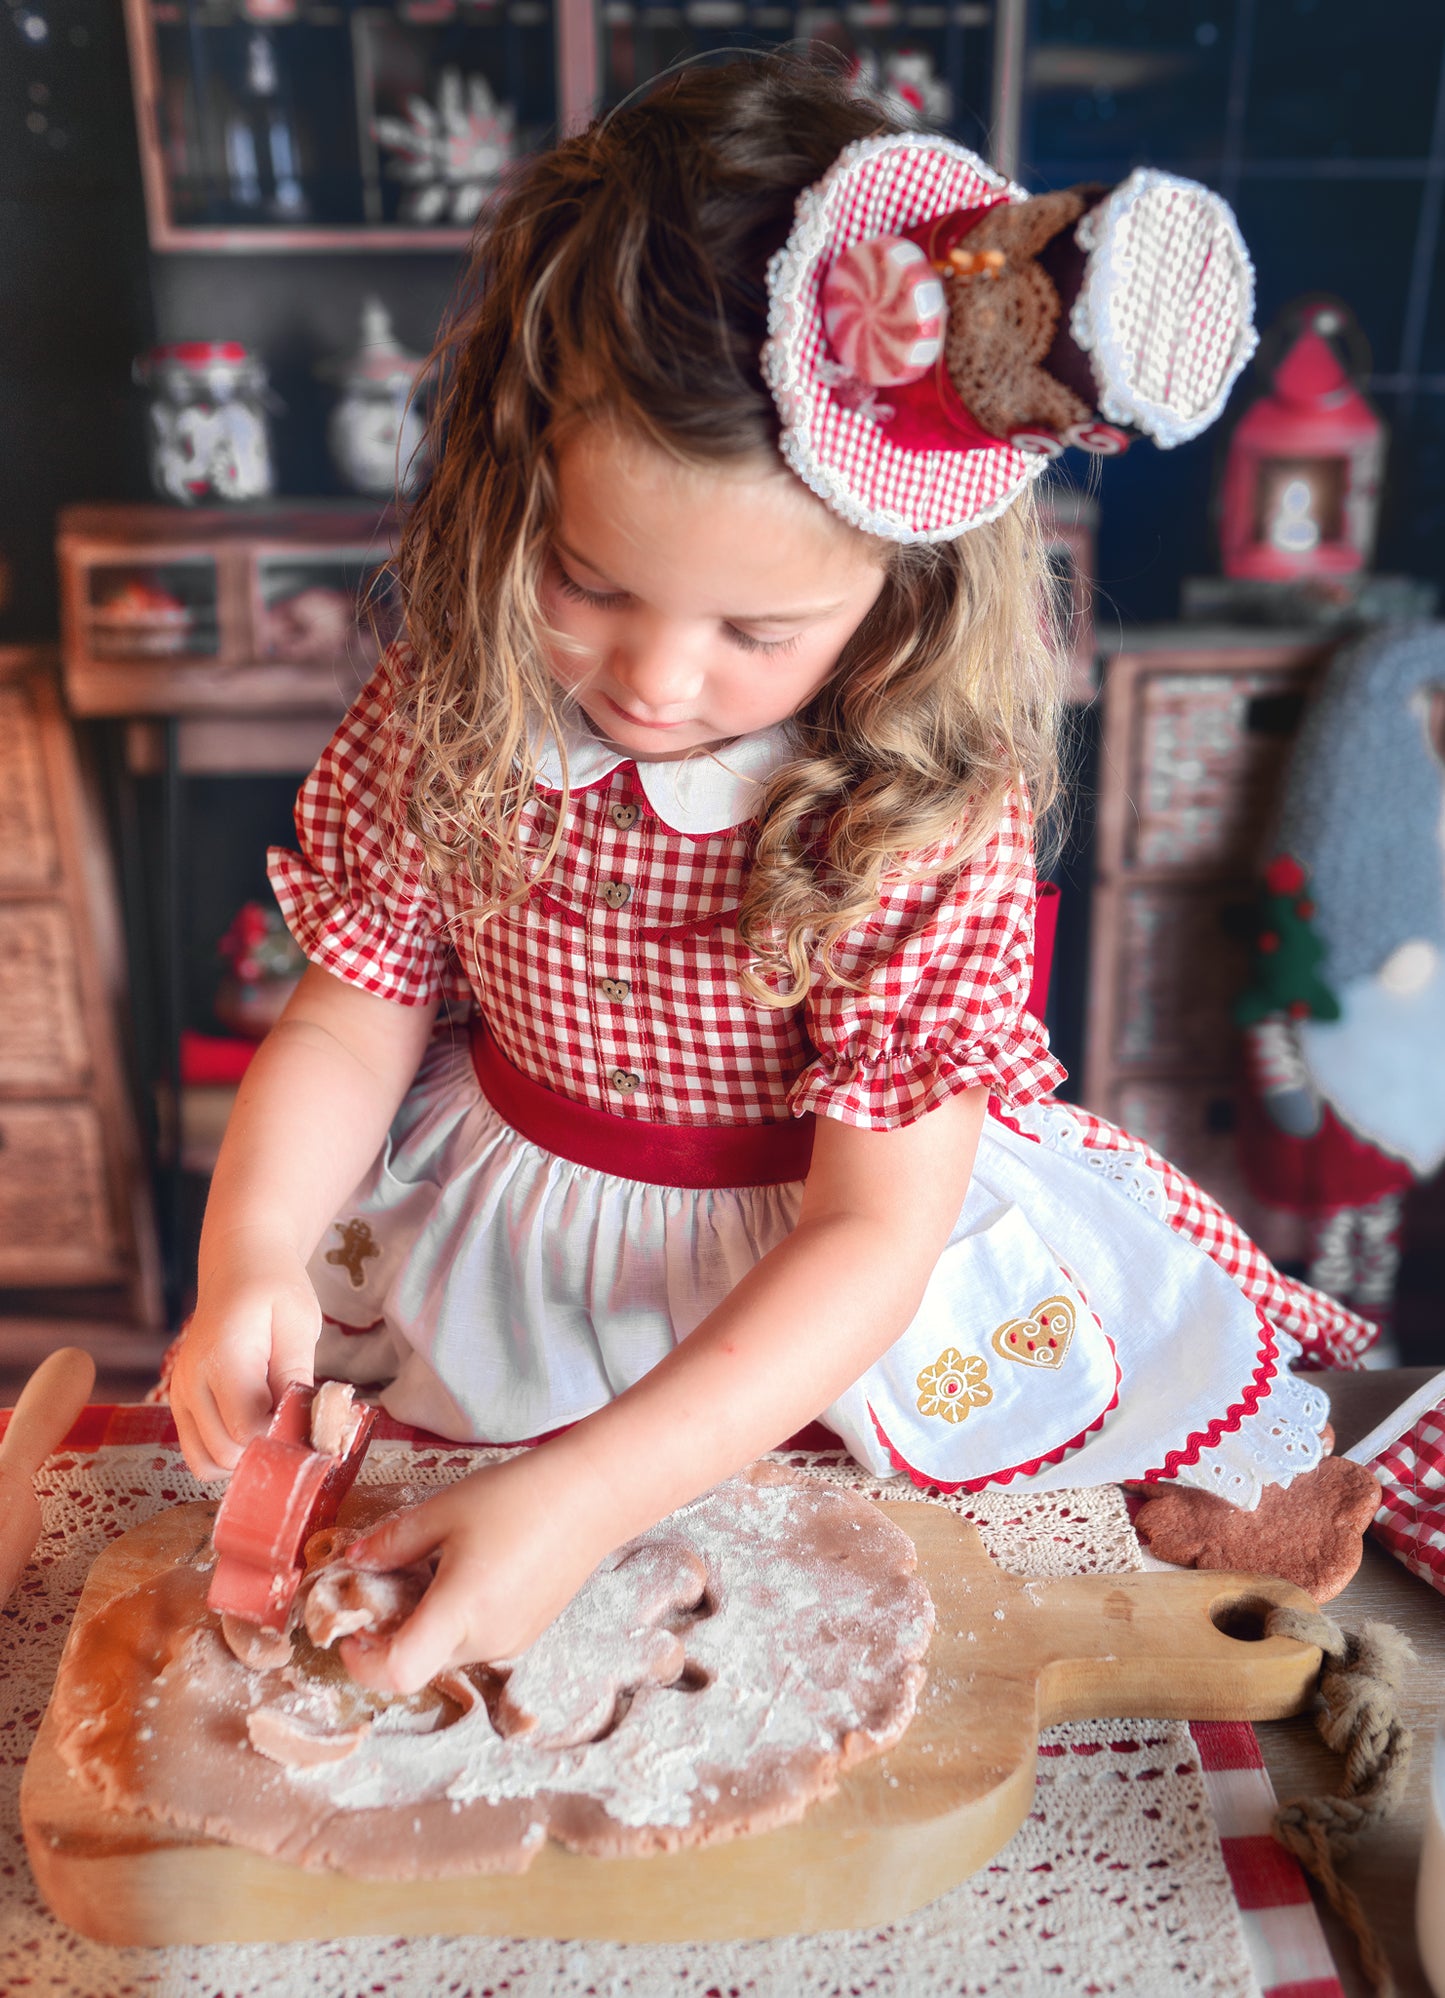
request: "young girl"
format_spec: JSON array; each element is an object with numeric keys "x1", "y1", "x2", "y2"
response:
[{"x1": 170, "y1": 57, "x2": 1376, "y2": 1696}]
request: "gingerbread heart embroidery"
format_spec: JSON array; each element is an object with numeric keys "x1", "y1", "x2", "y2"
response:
[{"x1": 991, "y1": 1295, "x2": 1077, "y2": 1370}]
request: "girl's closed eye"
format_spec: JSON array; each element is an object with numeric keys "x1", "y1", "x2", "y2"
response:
[
  {"x1": 722, "y1": 625, "x2": 802, "y2": 657},
  {"x1": 553, "y1": 566, "x2": 627, "y2": 612},
  {"x1": 553, "y1": 554, "x2": 803, "y2": 656}
]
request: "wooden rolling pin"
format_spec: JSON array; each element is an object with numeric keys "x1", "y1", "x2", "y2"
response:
[{"x1": 0, "y1": 1347, "x2": 96, "y2": 1606}]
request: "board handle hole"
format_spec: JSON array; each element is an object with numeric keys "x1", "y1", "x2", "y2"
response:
[{"x1": 1211, "y1": 1594, "x2": 1274, "y2": 1643}]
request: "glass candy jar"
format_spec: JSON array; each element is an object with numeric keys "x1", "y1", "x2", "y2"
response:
[
  {"x1": 135, "y1": 342, "x2": 277, "y2": 504},
  {"x1": 322, "y1": 299, "x2": 429, "y2": 499}
]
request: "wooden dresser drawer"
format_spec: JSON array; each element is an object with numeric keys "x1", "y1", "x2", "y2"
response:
[
  {"x1": 0, "y1": 649, "x2": 161, "y2": 1322},
  {"x1": 1112, "y1": 883, "x2": 1255, "y2": 1070},
  {"x1": 1084, "y1": 635, "x2": 1335, "y2": 1196},
  {"x1": 0, "y1": 903, "x2": 91, "y2": 1089},
  {"x1": 0, "y1": 680, "x2": 61, "y2": 891},
  {"x1": 0, "y1": 1099, "x2": 124, "y2": 1284},
  {"x1": 1129, "y1": 665, "x2": 1316, "y2": 872}
]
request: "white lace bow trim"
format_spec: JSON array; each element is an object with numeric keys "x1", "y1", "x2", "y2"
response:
[
  {"x1": 1006, "y1": 1097, "x2": 1171, "y2": 1214},
  {"x1": 1171, "y1": 1335, "x2": 1330, "y2": 1510},
  {"x1": 1070, "y1": 167, "x2": 1258, "y2": 449}
]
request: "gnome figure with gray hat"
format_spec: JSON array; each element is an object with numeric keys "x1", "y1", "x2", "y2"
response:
[{"x1": 1236, "y1": 622, "x2": 1445, "y2": 1334}]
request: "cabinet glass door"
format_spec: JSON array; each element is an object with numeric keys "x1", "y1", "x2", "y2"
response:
[
  {"x1": 598, "y1": 0, "x2": 996, "y2": 155},
  {"x1": 132, "y1": 0, "x2": 559, "y2": 245}
]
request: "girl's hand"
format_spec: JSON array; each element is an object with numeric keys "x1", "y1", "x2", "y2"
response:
[
  {"x1": 169, "y1": 1231, "x2": 321, "y2": 1481},
  {"x1": 337, "y1": 1453, "x2": 613, "y2": 1694}
]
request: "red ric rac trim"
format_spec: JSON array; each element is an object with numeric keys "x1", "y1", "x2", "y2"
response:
[
  {"x1": 1138, "y1": 1309, "x2": 1280, "y2": 1485},
  {"x1": 867, "y1": 1337, "x2": 1122, "y2": 1496},
  {"x1": 521, "y1": 886, "x2": 589, "y2": 928},
  {"x1": 321, "y1": 1313, "x2": 386, "y2": 1339}
]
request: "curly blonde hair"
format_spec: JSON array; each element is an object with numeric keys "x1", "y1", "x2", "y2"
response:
[{"x1": 397, "y1": 53, "x2": 1066, "y2": 1005}]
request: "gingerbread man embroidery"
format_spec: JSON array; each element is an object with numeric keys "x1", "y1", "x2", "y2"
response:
[{"x1": 325, "y1": 1218, "x2": 381, "y2": 1289}]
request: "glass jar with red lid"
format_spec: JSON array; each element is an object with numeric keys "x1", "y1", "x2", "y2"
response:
[{"x1": 134, "y1": 341, "x2": 278, "y2": 504}]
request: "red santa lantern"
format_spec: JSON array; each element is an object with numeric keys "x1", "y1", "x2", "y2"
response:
[{"x1": 1218, "y1": 299, "x2": 1385, "y2": 582}]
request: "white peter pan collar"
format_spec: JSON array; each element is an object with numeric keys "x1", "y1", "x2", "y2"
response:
[{"x1": 531, "y1": 717, "x2": 799, "y2": 835}]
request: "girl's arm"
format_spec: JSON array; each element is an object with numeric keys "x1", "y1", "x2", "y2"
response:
[
  {"x1": 170, "y1": 962, "x2": 439, "y2": 1480},
  {"x1": 343, "y1": 1083, "x2": 987, "y2": 1692}
]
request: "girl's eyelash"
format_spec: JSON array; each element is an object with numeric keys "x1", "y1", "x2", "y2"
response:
[
  {"x1": 725, "y1": 626, "x2": 801, "y2": 656},
  {"x1": 555, "y1": 571, "x2": 624, "y2": 610},
  {"x1": 555, "y1": 566, "x2": 801, "y2": 655}
]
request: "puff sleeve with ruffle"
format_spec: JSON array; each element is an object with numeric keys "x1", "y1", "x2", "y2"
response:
[
  {"x1": 267, "y1": 646, "x2": 458, "y2": 1007},
  {"x1": 788, "y1": 788, "x2": 1065, "y2": 1130}
]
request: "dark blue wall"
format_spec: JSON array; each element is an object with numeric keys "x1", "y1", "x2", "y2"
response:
[
  {"x1": 1023, "y1": 0, "x2": 1445, "y2": 623},
  {"x1": 5, "y1": 0, "x2": 1441, "y2": 642}
]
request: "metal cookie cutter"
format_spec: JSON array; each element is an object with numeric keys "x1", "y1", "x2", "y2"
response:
[{"x1": 207, "y1": 1382, "x2": 377, "y2": 1634}]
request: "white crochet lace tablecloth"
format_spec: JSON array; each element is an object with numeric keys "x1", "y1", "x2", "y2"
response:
[{"x1": 2, "y1": 1442, "x2": 1271, "y2": 1998}]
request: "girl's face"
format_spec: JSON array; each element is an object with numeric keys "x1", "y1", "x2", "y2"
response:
[{"x1": 540, "y1": 421, "x2": 888, "y2": 760}]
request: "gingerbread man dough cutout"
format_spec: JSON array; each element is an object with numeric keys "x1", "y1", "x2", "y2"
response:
[{"x1": 495, "y1": 1538, "x2": 710, "y2": 1750}]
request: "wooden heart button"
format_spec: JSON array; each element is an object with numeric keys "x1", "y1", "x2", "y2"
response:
[{"x1": 990, "y1": 1294, "x2": 1076, "y2": 1370}]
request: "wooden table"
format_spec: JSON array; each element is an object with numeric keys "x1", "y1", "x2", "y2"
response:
[{"x1": 1257, "y1": 1368, "x2": 1444, "y2": 1998}]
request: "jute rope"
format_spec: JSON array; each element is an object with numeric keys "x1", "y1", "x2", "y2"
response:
[{"x1": 1265, "y1": 1606, "x2": 1417, "y2": 1998}]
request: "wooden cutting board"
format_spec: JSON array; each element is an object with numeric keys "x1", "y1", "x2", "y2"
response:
[{"x1": 22, "y1": 1497, "x2": 1323, "y2": 1947}]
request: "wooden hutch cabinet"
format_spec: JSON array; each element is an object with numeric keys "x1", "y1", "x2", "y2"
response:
[
  {"x1": 57, "y1": 500, "x2": 397, "y2": 770},
  {"x1": 1082, "y1": 627, "x2": 1338, "y2": 1258},
  {"x1": 0, "y1": 649, "x2": 164, "y2": 1329},
  {"x1": 123, "y1": 0, "x2": 1014, "y2": 253},
  {"x1": 55, "y1": 502, "x2": 403, "y2": 1317}
]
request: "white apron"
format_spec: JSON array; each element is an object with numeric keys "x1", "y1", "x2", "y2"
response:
[{"x1": 309, "y1": 1030, "x2": 1328, "y2": 1511}]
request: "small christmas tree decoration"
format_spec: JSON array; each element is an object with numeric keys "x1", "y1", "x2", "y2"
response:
[
  {"x1": 216, "y1": 899, "x2": 305, "y2": 1036},
  {"x1": 1234, "y1": 855, "x2": 1341, "y2": 1028}
]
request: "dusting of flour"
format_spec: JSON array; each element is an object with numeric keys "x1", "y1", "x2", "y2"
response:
[
  {"x1": 285, "y1": 1465, "x2": 933, "y2": 1828},
  {"x1": 52, "y1": 1462, "x2": 935, "y2": 1876}
]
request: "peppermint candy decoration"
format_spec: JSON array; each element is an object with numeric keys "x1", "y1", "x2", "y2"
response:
[
  {"x1": 1066, "y1": 420, "x2": 1131, "y2": 455},
  {"x1": 821, "y1": 236, "x2": 946, "y2": 388},
  {"x1": 1008, "y1": 421, "x2": 1133, "y2": 459}
]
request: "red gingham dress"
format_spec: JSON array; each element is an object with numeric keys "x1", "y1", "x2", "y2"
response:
[{"x1": 268, "y1": 649, "x2": 1375, "y2": 1501}]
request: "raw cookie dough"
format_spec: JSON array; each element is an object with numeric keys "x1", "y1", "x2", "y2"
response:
[
  {"x1": 51, "y1": 1464, "x2": 934, "y2": 1878},
  {"x1": 302, "y1": 1563, "x2": 428, "y2": 1650},
  {"x1": 301, "y1": 1535, "x2": 432, "y2": 1652},
  {"x1": 309, "y1": 1380, "x2": 365, "y2": 1459},
  {"x1": 495, "y1": 1537, "x2": 710, "y2": 1750},
  {"x1": 1134, "y1": 1455, "x2": 1382, "y2": 1602},
  {"x1": 220, "y1": 1613, "x2": 294, "y2": 1672}
]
